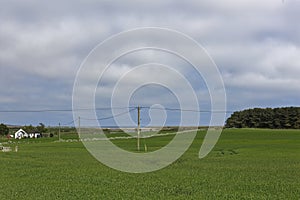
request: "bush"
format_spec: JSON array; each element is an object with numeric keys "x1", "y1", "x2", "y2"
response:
[{"x1": 0, "y1": 123, "x2": 9, "y2": 136}]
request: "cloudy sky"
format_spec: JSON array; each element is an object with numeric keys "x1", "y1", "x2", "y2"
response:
[{"x1": 1, "y1": 0, "x2": 299, "y2": 126}]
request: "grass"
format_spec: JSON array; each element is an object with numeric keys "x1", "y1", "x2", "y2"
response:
[{"x1": 0, "y1": 129, "x2": 300, "y2": 199}]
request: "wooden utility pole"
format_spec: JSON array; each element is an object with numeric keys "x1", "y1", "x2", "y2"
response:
[
  {"x1": 137, "y1": 106, "x2": 140, "y2": 151},
  {"x1": 58, "y1": 122, "x2": 61, "y2": 141},
  {"x1": 78, "y1": 116, "x2": 81, "y2": 136}
]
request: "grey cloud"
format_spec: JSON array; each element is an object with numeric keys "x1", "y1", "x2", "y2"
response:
[{"x1": 0, "y1": 0, "x2": 299, "y2": 125}]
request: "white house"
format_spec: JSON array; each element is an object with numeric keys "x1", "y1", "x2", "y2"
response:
[
  {"x1": 14, "y1": 129, "x2": 42, "y2": 139},
  {"x1": 15, "y1": 129, "x2": 28, "y2": 139}
]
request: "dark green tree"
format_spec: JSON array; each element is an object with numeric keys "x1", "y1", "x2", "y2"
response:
[
  {"x1": 225, "y1": 107, "x2": 300, "y2": 129},
  {"x1": 0, "y1": 123, "x2": 9, "y2": 136},
  {"x1": 23, "y1": 124, "x2": 35, "y2": 133},
  {"x1": 36, "y1": 123, "x2": 47, "y2": 133}
]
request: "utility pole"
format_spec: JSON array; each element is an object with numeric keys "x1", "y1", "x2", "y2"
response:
[
  {"x1": 137, "y1": 106, "x2": 140, "y2": 151},
  {"x1": 78, "y1": 116, "x2": 81, "y2": 136},
  {"x1": 58, "y1": 122, "x2": 61, "y2": 141}
]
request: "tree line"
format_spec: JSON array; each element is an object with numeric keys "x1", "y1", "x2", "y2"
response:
[
  {"x1": 0, "y1": 123, "x2": 47, "y2": 136},
  {"x1": 22, "y1": 123, "x2": 47, "y2": 133},
  {"x1": 225, "y1": 107, "x2": 300, "y2": 129}
]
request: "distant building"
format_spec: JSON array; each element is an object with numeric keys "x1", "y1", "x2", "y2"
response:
[
  {"x1": 15, "y1": 129, "x2": 27, "y2": 139},
  {"x1": 14, "y1": 129, "x2": 41, "y2": 139}
]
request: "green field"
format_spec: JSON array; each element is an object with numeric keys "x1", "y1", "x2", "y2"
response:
[{"x1": 0, "y1": 129, "x2": 300, "y2": 199}]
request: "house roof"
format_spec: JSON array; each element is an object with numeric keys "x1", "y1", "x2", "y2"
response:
[{"x1": 15, "y1": 129, "x2": 27, "y2": 134}]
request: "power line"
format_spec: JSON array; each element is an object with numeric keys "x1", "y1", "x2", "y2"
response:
[
  {"x1": 80, "y1": 108, "x2": 137, "y2": 121},
  {"x1": 0, "y1": 107, "x2": 135, "y2": 113},
  {"x1": 57, "y1": 108, "x2": 136, "y2": 126},
  {"x1": 1, "y1": 106, "x2": 233, "y2": 126},
  {"x1": 0, "y1": 107, "x2": 233, "y2": 114},
  {"x1": 61, "y1": 119, "x2": 78, "y2": 126},
  {"x1": 140, "y1": 106, "x2": 234, "y2": 113}
]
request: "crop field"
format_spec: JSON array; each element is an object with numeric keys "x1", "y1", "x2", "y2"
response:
[{"x1": 0, "y1": 129, "x2": 300, "y2": 199}]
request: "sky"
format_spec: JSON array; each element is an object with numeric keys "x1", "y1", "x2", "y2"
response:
[{"x1": 0, "y1": 0, "x2": 300, "y2": 127}]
